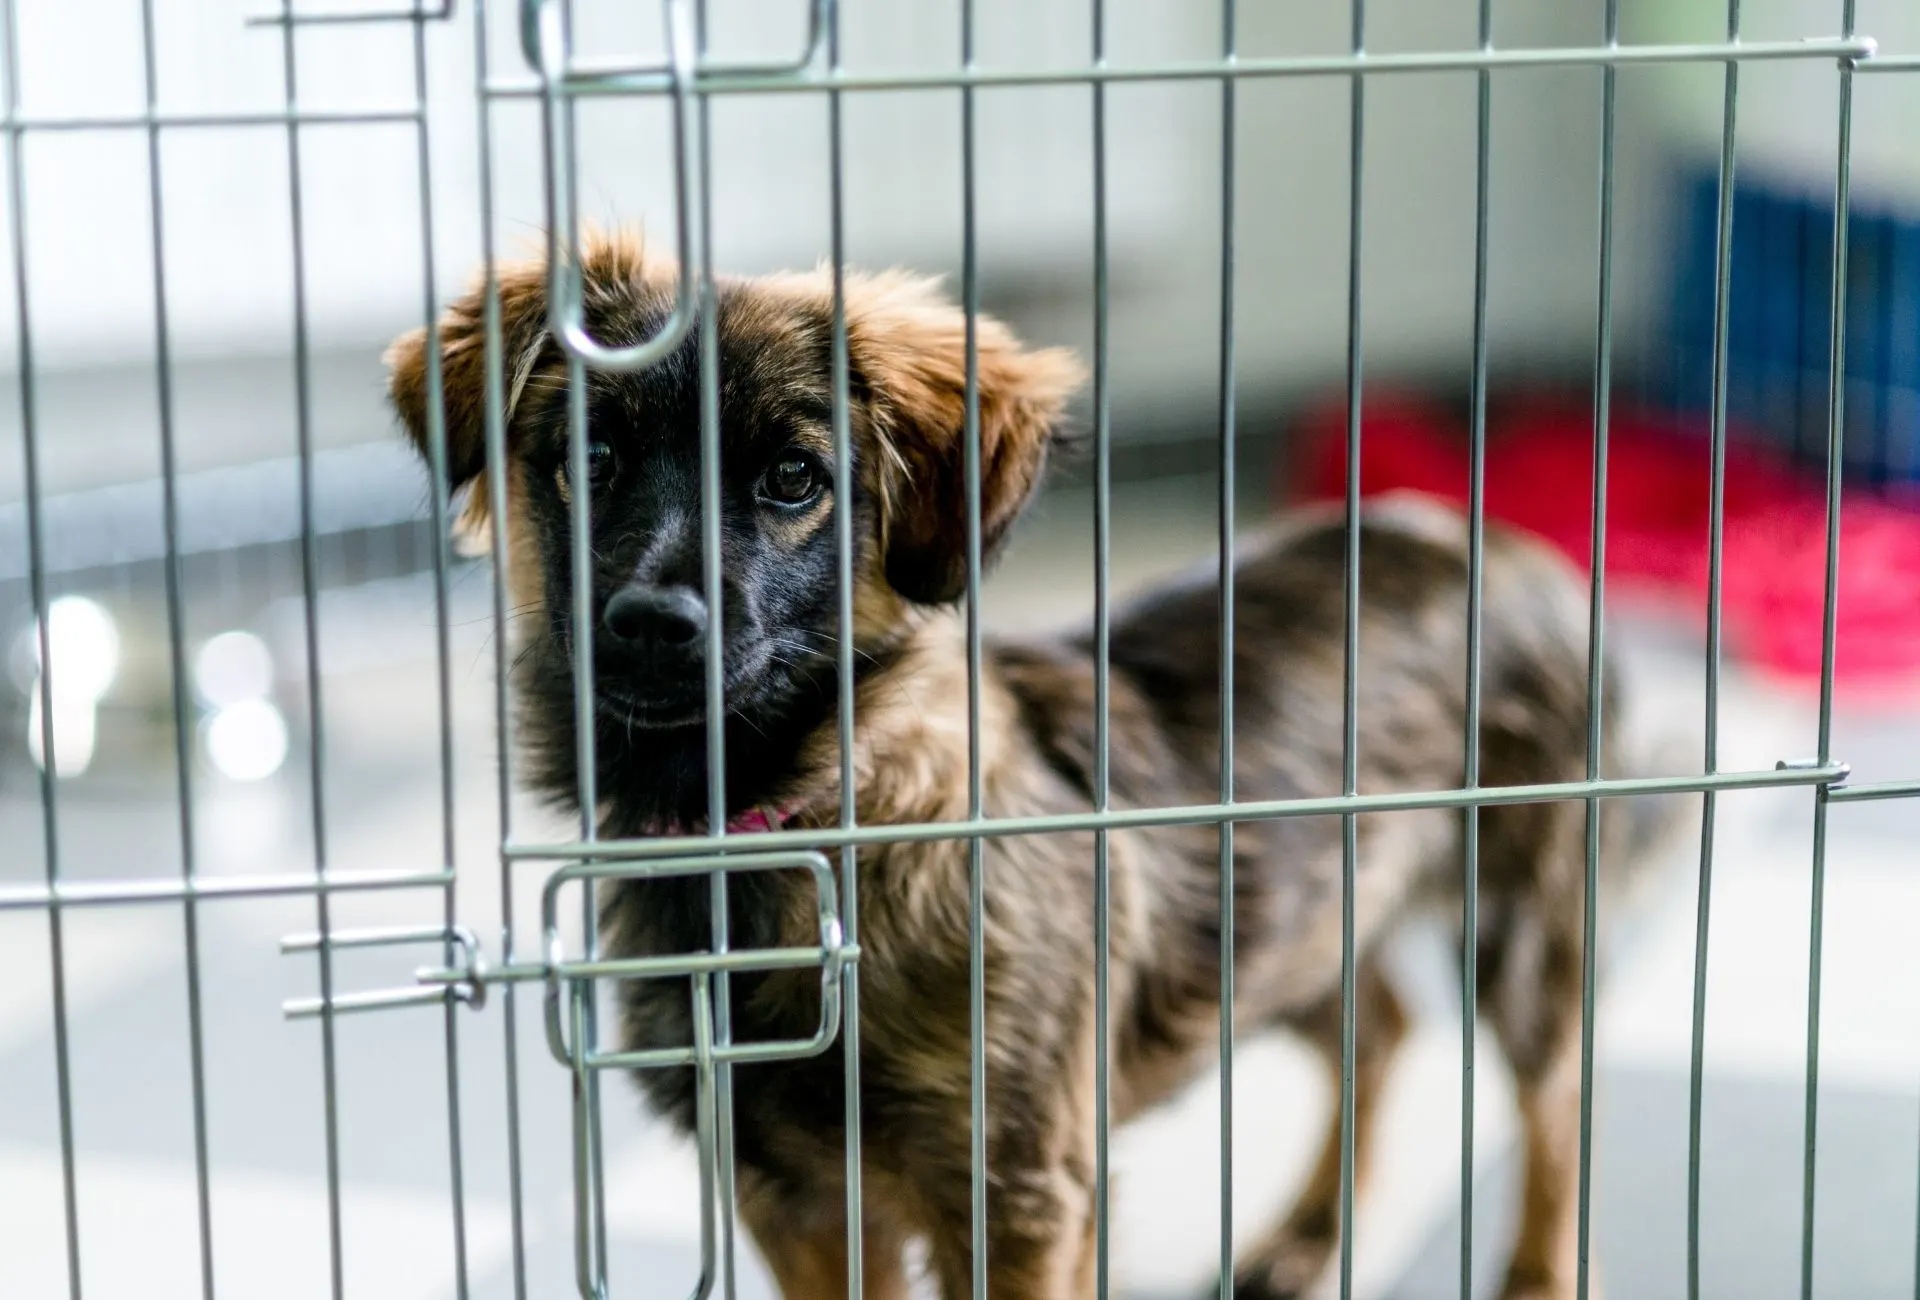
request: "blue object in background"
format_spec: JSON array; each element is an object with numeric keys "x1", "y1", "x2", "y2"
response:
[{"x1": 1662, "y1": 160, "x2": 1920, "y2": 487}]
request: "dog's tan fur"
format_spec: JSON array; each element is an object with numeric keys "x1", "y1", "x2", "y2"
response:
[{"x1": 387, "y1": 231, "x2": 1685, "y2": 1300}]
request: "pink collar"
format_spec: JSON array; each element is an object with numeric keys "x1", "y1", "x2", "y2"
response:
[
  {"x1": 724, "y1": 805, "x2": 792, "y2": 834},
  {"x1": 644, "y1": 804, "x2": 798, "y2": 838}
]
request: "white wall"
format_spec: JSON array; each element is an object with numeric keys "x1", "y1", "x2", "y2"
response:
[
  {"x1": 1626, "y1": 0, "x2": 1920, "y2": 206},
  {"x1": 0, "y1": 0, "x2": 1909, "y2": 435},
  {"x1": 0, "y1": 0, "x2": 1213, "y2": 371}
]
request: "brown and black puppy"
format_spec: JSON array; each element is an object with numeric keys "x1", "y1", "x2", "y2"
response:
[{"x1": 387, "y1": 231, "x2": 1684, "y2": 1300}]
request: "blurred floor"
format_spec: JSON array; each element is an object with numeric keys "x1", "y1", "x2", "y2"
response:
[{"x1": 2, "y1": 472, "x2": 1918, "y2": 1300}]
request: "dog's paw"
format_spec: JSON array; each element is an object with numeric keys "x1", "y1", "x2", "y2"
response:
[
  {"x1": 1223, "y1": 1233, "x2": 1335, "y2": 1300},
  {"x1": 1497, "y1": 1274, "x2": 1591, "y2": 1300}
]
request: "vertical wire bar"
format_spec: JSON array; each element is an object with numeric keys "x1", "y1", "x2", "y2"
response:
[
  {"x1": 564, "y1": 979, "x2": 618, "y2": 1290},
  {"x1": 277, "y1": 4, "x2": 350, "y2": 1293},
  {"x1": 569, "y1": 979, "x2": 595, "y2": 1296},
  {"x1": 1215, "y1": 2, "x2": 1239, "y2": 1297},
  {"x1": 827, "y1": 2, "x2": 864, "y2": 1293},
  {"x1": 572, "y1": 336, "x2": 615, "y2": 1292},
  {"x1": 533, "y1": 2, "x2": 606, "y2": 1275},
  {"x1": 960, "y1": 0, "x2": 988, "y2": 1294},
  {"x1": 1577, "y1": 4, "x2": 1623, "y2": 1296},
  {"x1": 1338, "y1": 3, "x2": 1366, "y2": 1297},
  {"x1": 472, "y1": 0, "x2": 532, "y2": 1288},
  {"x1": 550, "y1": 8, "x2": 612, "y2": 1269},
  {"x1": 1689, "y1": 6, "x2": 1741, "y2": 1296},
  {"x1": 568, "y1": 346, "x2": 611, "y2": 1286},
  {"x1": 1090, "y1": 0, "x2": 1113, "y2": 1295},
  {"x1": 137, "y1": 0, "x2": 216, "y2": 1292},
  {"x1": 532, "y1": 3, "x2": 611, "y2": 1277},
  {"x1": 691, "y1": 0, "x2": 740, "y2": 1286},
  {"x1": 1801, "y1": 7, "x2": 1856, "y2": 1296},
  {"x1": 1, "y1": 3, "x2": 83, "y2": 1295},
  {"x1": 405, "y1": 2, "x2": 472, "y2": 1290},
  {"x1": 1460, "y1": 2, "x2": 1493, "y2": 1294},
  {"x1": 277, "y1": 3, "x2": 347, "y2": 1294}
]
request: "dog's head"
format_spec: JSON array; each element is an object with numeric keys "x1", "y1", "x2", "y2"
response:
[{"x1": 385, "y1": 231, "x2": 1084, "y2": 739}]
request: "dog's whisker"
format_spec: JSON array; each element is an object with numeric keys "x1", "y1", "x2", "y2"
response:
[{"x1": 776, "y1": 629, "x2": 889, "y2": 671}]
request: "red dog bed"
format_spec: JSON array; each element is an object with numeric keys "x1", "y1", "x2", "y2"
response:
[{"x1": 1287, "y1": 391, "x2": 1920, "y2": 693}]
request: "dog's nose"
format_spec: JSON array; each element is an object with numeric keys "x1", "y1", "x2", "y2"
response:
[{"x1": 602, "y1": 585, "x2": 707, "y2": 652}]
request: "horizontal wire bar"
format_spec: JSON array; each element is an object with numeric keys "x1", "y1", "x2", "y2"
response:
[
  {"x1": 506, "y1": 763, "x2": 1847, "y2": 862},
  {"x1": 581, "y1": 1025, "x2": 838, "y2": 1072},
  {"x1": 285, "y1": 986, "x2": 461, "y2": 1019},
  {"x1": 418, "y1": 945, "x2": 860, "y2": 988},
  {"x1": 21, "y1": 769, "x2": 1855, "y2": 912},
  {"x1": 1828, "y1": 778, "x2": 1920, "y2": 803},
  {"x1": 0, "y1": 106, "x2": 423, "y2": 132},
  {"x1": 283, "y1": 926, "x2": 452, "y2": 953},
  {"x1": 484, "y1": 35, "x2": 1878, "y2": 100},
  {"x1": 246, "y1": 1, "x2": 452, "y2": 25},
  {"x1": 0, "y1": 868, "x2": 455, "y2": 912},
  {"x1": 1853, "y1": 54, "x2": 1919, "y2": 71}
]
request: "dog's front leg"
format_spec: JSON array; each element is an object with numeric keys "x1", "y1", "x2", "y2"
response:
[
  {"x1": 915, "y1": 1066, "x2": 1100, "y2": 1300},
  {"x1": 925, "y1": 1157, "x2": 1097, "y2": 1300},
  {"x1": 738, "y1": 1169, "x2": 912, "y2": 1300}
]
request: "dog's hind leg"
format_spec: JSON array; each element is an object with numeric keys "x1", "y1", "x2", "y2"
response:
[
  {"x1": 1228, "y1": 960, "x2": 1410, "y2": 1300},
  {"x1": 1476, "y1": 800, "x2": 1594, "y2": 1300}
]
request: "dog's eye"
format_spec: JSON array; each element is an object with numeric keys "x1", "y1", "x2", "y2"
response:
[
  {"x1": 586, "y1": 441, "x2": 615, "y2": 484},
  {"x1": 759, "y1": 452, "x2": 822, "y2": 507},
  {"x1": 561, "y1": 440, "x2": 615, "y2": 490}
]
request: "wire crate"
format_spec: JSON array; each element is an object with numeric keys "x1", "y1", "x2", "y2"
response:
[{"x1": 2, "y1": 4, "x2": 1918, "y2": 1300}]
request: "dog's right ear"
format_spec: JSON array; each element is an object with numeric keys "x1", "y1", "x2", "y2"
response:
[{"x1": 384, "y1": 256, "x2": 553, "y2": 551}]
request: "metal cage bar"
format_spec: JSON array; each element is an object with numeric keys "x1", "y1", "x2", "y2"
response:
[
  {"x1": 508, "y1": 764, "x2": 1844, "y2": 863},
  {"x1": 824, "y1": 6, "x2": 866, "y2": 1300},
  {"x1": 487, "y1": 35, "x2": 1881, "y2": 101},
  {"x1": 955, "y1": 3, "x2": 991, "y2": 1298},
  {"x1": 271, "y1": 1, "x2": 352, "y2": 1294},
  {"x1": 536, "y1": 854, "x2": 848, "y2": 1072},
  {"x1": 247, "y1": 0, "x2": 455, "y2": 28},
  {"x1": 1214, "y1": 1, "x2": 1240, "y2": 1296},
  {"x1": 536, "y1": 0, "x2": 700, "y2": 374},
  {"x1": 1828, "y1": 778, "x2": 1920, "y2": 803},
  {"x1": 1803, "y1": 4, "x2": 1861, "y2": 1296},
  {"x1": 1089, "y1": 0, "x2": 1115, "y2": 1296},
  {"x1": 692, "y1": 0, "x2": 743, "y2": 1285},
  {"x1": 0, "y1": 867, "x2": 457, "y2": 912},
  {"x1": 1689, "y1": 4, "x2": 1744, "y2": 1294},
  {"x1": 0, "y1": 107, "x2": 427, "y2": 131},
  {"x1": 1337, "y1": 5, "x2": 1368, "y2": 1299},
  {"x1": 1574, "y1": 6, "x2": 1624, "y2": 1296},
  {"x1": 135, "y1": 0, "x2": 218, "y2": 1292},
  {"x1": 470, "y1": 0, "x2": 534, "y2": 1293},
  {"x1": 539, "y1": 0, "x2": 630, "y2": 1277},
  {"x1": 1460, "y1": 3, "x2": 1494, "y2": 1295},
  {"x1": 2, "y1": 0, "x2": 83, "y2": 1293},
  {"x1": 401, "y1": 0, "x2": 478, "y2": 1286}
]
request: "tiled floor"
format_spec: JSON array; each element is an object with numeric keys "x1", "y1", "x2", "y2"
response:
[{"x1": 3, "y1": 472, "x2": 1918, "y2": 1300}]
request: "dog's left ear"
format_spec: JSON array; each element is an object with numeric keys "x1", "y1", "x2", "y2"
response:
[{"x1": 845, "y1": 272, "x2": 1086, "y2": 606}]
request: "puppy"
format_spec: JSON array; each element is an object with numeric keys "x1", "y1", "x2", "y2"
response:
[{"x1": 387, "y1": 231, "x2": 1685, "y2": 1300}]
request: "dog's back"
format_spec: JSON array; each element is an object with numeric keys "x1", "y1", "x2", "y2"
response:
[{"x1": 1050, "y1": 490, "x2": 1689, "y2": 1297}]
